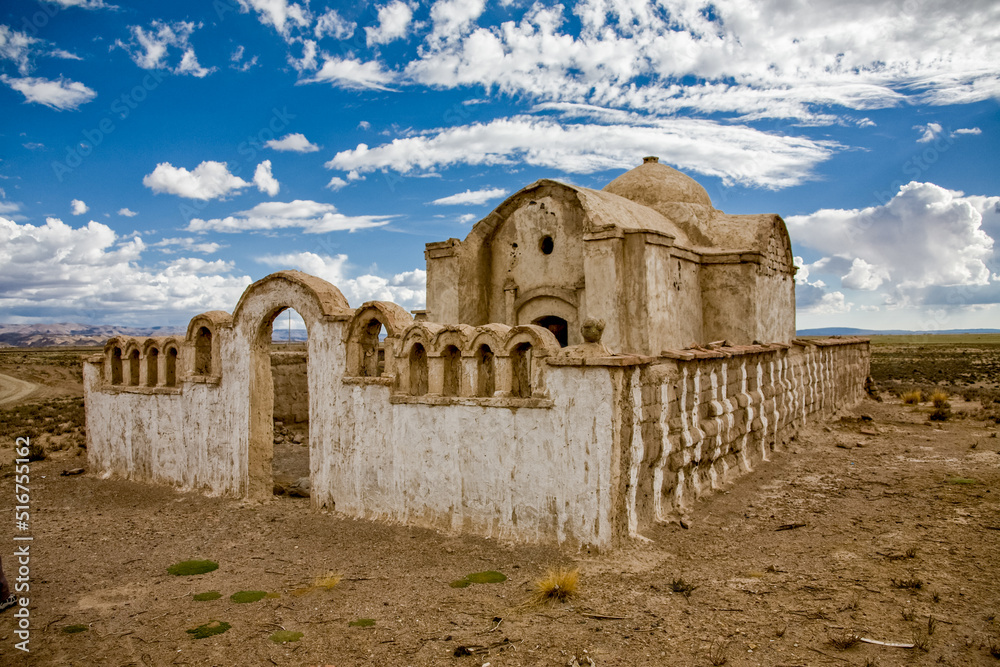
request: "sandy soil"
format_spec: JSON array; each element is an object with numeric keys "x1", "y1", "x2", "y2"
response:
[{"x1": 1, "y1": 353, "x2": 999, "y2": 666}]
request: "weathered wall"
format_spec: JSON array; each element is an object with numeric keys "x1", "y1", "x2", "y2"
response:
[{"x1": 270, "y1": 350, "x2": 308, "y2": 424}]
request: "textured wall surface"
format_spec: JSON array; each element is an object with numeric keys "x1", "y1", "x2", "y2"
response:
[{"x1": 270, "y1": 350, "x2": 308, "y2": 424}]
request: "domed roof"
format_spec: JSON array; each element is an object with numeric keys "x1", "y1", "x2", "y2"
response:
[{"x1": 602, "y1": 157, "x2": 713, "y2": 209}]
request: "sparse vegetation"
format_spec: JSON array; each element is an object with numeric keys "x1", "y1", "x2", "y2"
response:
[
  {"x1": 349, "y1": 618, "x2": 375, "y2": 627},
  {"x1": 902, "y1": 390, "x2": 923, "y2": 405},
  {"x1": 930, "y1": 391, "x2": 951, "y2": 408},
  {"x1": 62, "y1": 624, "x2": 88, "y2": 634},
  {"x1": 291, "y1": 572, "x2": 342, "y2": 597},
  {"x1": 708, "y1": 638, "x2": 729, "y2": 665},
  {"x1": 530, "y1": 567, "x2": 579, "y2": 604},
  {"x1": 167, "y1": 559, "x2": 219, "y2": 576},
  {"x1": 269, "y1": 630, "x2": 303, "y2": 643},
  {"x1": 229, "y1": 590, "x2": 267, "y2": 603},
  {"x1": 186, "y1": 620, "x2": 230, "y2": 639},
  {"x1": 450, "y1": 570, "x2": 507, "y2": 588},
  {"x1": 193, "y1": 591, "x2": 221, "y2": 601},
  {"x1": 670, "y1": 577, "x2": 697, "y2": 597},
  {"x1": 828, "y1": 629, "x2": 860, "y2": 650},
  {"x1": 891, "y1": 577, "x2": 924, "y2": 590},
  {"x1": 929, "y1": 407, "x2": 952, "y2": 421}
]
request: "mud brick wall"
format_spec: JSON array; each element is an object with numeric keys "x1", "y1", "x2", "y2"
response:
[{"x1": 270, "y1": 350, "x2": 308, "y2": 424}]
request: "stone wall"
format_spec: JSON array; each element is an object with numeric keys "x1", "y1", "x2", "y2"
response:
[{"x1": 270, "y1": 350, "x2": 308, "y2": 424}]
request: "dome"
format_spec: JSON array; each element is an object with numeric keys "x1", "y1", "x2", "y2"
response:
[{"x1": 602, "y1": 156, "x2": 713, "y2": 209}]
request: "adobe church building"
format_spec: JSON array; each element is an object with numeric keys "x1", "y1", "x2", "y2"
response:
[{"x1": 83, "y1": 158, "x2": 869, "y2": 549}]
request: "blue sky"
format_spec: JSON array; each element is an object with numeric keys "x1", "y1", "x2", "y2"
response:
[{"x1": 1, "y1": 0, "x2": 997, "y2": 332}]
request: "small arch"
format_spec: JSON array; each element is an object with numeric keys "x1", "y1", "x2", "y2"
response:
[
  {"x1": 409, "y1": 343, "x2": 429, "y2": 396},
  {"x1": 442, "y1": 345, "x2": 462, "y2": 397},
  {"x1": 110, "y1": 346, "x2": 123, "y2": 385},
  {"x1": 194, "y1": 326, "x2": 212, "y2": 375},
  {"x1": 510, "y1": 342, "x2": 532, "y2": 398},
  {"x1": 164, "y1": 346, "x2": 178, "y2": 387},
  {"x1": 475, "y1": 345, "x2": 495, "y2": 397},
  {"x1": 128, "y1": 349, "x2": 140, "y2": 386},
  {"x1": 345, "y1": 301, "x2": 414, "y2": 378},
  {"x1": 146, "y1": 346, "x2": 159, "y2": 386}
]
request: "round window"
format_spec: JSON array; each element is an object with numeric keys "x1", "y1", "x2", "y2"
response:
[{"x1": 540, "y1": 235, "x2": 554, "y2": 255}]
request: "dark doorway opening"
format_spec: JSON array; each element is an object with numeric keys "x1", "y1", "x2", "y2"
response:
[{"x1": 533, "y1": 315, "x2": 569, "y2": 347}]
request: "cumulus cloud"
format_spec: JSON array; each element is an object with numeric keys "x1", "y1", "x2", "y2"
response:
[
  {"x1": 787, "y1": 182, "x2": 995, "y2": 304},
  {"x1": 431, "y1": 187, "x2": 508, "y2": 205},
  {"x1": 143, "y1": 161, "x2": 251, "y2": 200},
  {"x1": 153, "y1": 237, "x2": 222, "y2": 254},
  {"x1": 1, "y1": 75, "x2": 96, "y2": 110},
  {"x1": 288, "y1": 38, "x2": 317, "y2": 72},
  {"x1": 366, "y1": 1, "x2": 415, "y2": 46},
  {"x1": 187, "y1": 200, "x2": 395, "y2": 234},
  {"x1": 915, "y1": 122, "x2": 944, "y2": 143},
  {"x1": 953, "y1": 127, "x2": 982, "y2": 136},
  {"x1": 315, "y1": 9, "x2": 356, "y2": 40},
  {"x1": 115, "y1": 20, "x2": 216, "y2": 77},
  {"x1": 458, "y1": 213, "x2": 477, "y2": 224},
  {"x1": 256, "y1": 251, "x2": 426, "y2": 310},
  {"x1": 265, "y1": 132, "x2": 319, "y2": 152},
  {"x1": 118, "y1": 207, "x2": 137, "y2": 217},
  {"x1": 325, "y1": 176, "x2": 348, "y2": 190},
  {"x1": 253, "y1": 160, "x2": 280, "y2": 196},
  {"x1": 235, "y1": 0, "x2": 311, "y2": 40},
  {"x1": 327, "y1": 115, "x2": 839, "y2": 188},
  {"x1": 0, "y1": 216, "x2": 250, "y2": 325},
  {"x1": 302, "y1": 56, "x2": 397, "y2": 90},
  {"x1": 70, "y1": 199, "x2": 88, "y2": 215}
]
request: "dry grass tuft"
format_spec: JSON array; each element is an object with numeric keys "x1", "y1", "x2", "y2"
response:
[
  {"x1": 290, "y1": 571, "x2": 342, "y2": 597},
  {"x1": 530, "y1": 567, "x2": 579, "y2": 604},
  {"x1": 930, "y1": 391, "x2": 951, "y2": 408},
  {"x1": 902, "y1": 390, "x2": 923, "y2": 405},
  {"x1": 828, "y1": 629, "x2": 860, "y2": 650},
  {"x1": 708, "y1": 638, "x2": 730, "y2": 665}
]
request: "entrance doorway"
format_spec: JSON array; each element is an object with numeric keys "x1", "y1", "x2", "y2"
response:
[{"x1": 533, "y1": 315, "x2": 569, "y2": 347}]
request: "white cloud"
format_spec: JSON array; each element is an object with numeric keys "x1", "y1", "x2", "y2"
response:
[
  {"x1": 346, "y1": 170, "x2": 364, "y2": 181},
  {"x1": 45, "y1": 0, "x2": 112, "y2": 7},
  {"x1": 328, "y1": 115, "x2": 839, "y2": 188},
  {"x1": 358, "y1": 120, "x2": 371, "y2": 130},
  {"x1": 230, "y1": 45, "x2": 259, "y2": 71},
  {"x1": 366, "y1": 1, "x2": 415, "y2": 46},
  {"x1": 315, "y1": 9, "x2": 356, "y2": 40},
  {"x1": 952, "y1": 127, "x2": 982, "y2": 136},
  {"x1": 325, "y1": 176, "x2": 348, "y2": 190},
  {"x1": 153, "y1": 237, "x2": 222, "y2": 254},
  {"x1": 0, "y1": 25, "x2": 38, "y2": 74},
  {"x1": 116, "y1": 20, "x2": 216, "y2": 77},
  {"x1": 426, "y1": 0, "x2": 486, "y2": 46},
  {"x1": 915, "y1": 122, "x2": 944, "y2": 144},
  {"x1": 265, "y1": 132, "x2": 319, "y2": 152},
  {"x1": 458, "y1": 213, "x2": 477, "y2": 224},
  {"x1": 302, "y1": 56, "x2": 397, "y2": 90},
  {"x1": 253, "y1": 160, "x2": 280, "y2": 196},
  {"x1": 70, "y1": 199, "x2": 88, "y2": 215},
  {"x1": 787, "y1": 182, "x2": 995, "y2": 302},
  {"x1": 117, "y1": 207, "x2": 138, "y2": 217},
  {"x1": 143, "y1": 161, "x2": 251, "y2": 200},
  {"x1": 431, "y1": 187, "x2": 508, "y2": 206},
  {"x1": 288, "y1": 38, "x2": 317, "y2": 72},
  {"x1": 1, "y1": 75, "x2": 96, "y2": 110},
  {"x1": 187, "y1": 200, "x2": 395, "y2": 234},
  {"x1": 257, "y1": 251, "x2": 426, "y2": 310},
  {"x1": 0, "y1": 216, "x2": 250, "y2": 325},
  {"x1": 236, "y1": 0, "x2": 311, "y2": 40}
]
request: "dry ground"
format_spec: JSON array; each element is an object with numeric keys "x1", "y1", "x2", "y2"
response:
[{"x1": 0, "y1": 340, "x2": 999, "y2": 666}]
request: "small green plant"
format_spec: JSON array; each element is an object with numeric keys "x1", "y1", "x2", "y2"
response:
[
  {"x1": 929, "y1": 407, "x2": 952, "y2": 421},
  {"x1": 902, "y1": 390, "x2": 923, "y2": 405},
  {"x1": 946, "y1": 477, "x2": 977, "y2": 485},
  {"x1": 891, "y1": 577, "x2": 924, "y2": 590},
  {"x1": 186, "y1": 620, "x2": 230, "y2": 639},
  {"x1": 193, "y1": 591, "x2": 221, "y2": 601},
  {"x1": 167, "y1": 559, "x2": 219, "y2": 576},
  {"x1": 828, "y1": 630, "x2": 860, "y2": 650},
  {"x1": 230, "y1": 590, "x2": 267, "y2": 603},
  {"x1": 62, "y1": 624, "x2": 88, "y2": 634},
  {"x1": 450, "y1": 570, "x2": 507, "y2": 588},
  {"x1": 530, "y1": 568, "x2": 579, "y2": 604},
  {"x1": 670, "y1": 577, "x2": 696, "y2": 597},
  {"x1": 349, "y1": 618, "x2": 375, "y2": 627},
  {"x1": 269, "y1": 630, "x2": 303, "y2": 643}
]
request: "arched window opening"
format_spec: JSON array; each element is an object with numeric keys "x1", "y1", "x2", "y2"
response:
[
  {"x1": 194, "y1": 326, "x2": 212, "y2": 375},
  {"x1": 533, "y1": 315, "x2": 568, "y2": 347},
  {"x1": 475, "y1": 344, "x2": 495, "y2": 397},
  {"x1": 129, "y1": 349, "x2": 140, "y2": 386},
  {"x1": 442, "y1": 345, "x2": 462, "y2": 397},
  {"x1": 511, "y1": 342, "x2": 532, "y2": 398},
  {"x1": 146, "y1": 348, "x2": 159, "y2": 387},
  {"x1": 358, "y1": 318, "x2": 385, "y2": 377},
  {"x1": 164, "y1": 348, "x2": 177, "y2": 387},
  {"x1": 409, "y1": 343, "x2": 428, "y2": 396},
  {"x1": 110, "y1": 347, "x2": 123, "y2": 385}
]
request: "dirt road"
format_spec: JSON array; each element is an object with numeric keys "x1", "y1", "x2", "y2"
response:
[{"x1": 0, "y1": 371, "x2": 39, "y2": 406}]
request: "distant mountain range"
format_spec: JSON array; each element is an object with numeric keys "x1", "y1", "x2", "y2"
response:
[
  {"x1": 1, "y1": 322, "x2": 997, "y2": 348},
  {"x1": 0, "y1": 322, "x2": 308, "y2": 348},
  {"x1": 797, "y1": 327, "x2": 1000, "y2": 336}
]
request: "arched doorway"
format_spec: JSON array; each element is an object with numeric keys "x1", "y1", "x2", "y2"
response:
[
  {"x1": 533, "y1": 315, "x2": 568, "y2": 347},
  {"x1": 266, "y1": 307, "x2": 311, "y2": 499}
]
